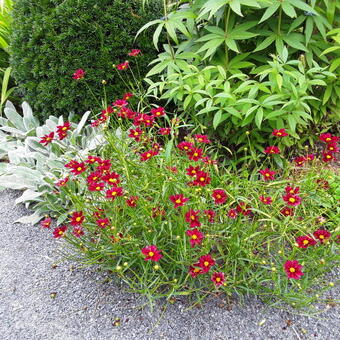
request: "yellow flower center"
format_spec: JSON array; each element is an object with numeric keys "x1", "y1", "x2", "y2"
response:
[
  {"x1": 77, "y1": 167, "x2": 82, "y2": 171},
  {"x1": 134, "y1": 132, "x2": 139, "y2": 136},
  {"x1": 216, "y1": 277, "x2": 221, "y2": 282},
  {"x1": 109, "y1": 178, "x2": 116, "y2": 183},
  {"x1": 146, "y1": 153, "x2": 151, "y2": 157},
  {"x1": 96, "y1": 186, "x2": 100, "y2": 190},
  {"x1": 193, "y1": 152, "x2": 198, "y2": 157},
  {"x1": 111, "y1": 192, "x2": 117, "y2": 196},
  {"x1": 192, "y1": 235, "x2": 197, "y2": 240},
  {"x1": 194, "y1": 268, "x2": 200, "y2": 273},
  {"x1": 58, "y1": 231, "x2": 63, "y2": 235},
  {"x1": 289, "y1": 267, "x2": 296, "y2": 273},
  {"x1": 326, "y1": 155, "x2": 331, "y2": 159},
  {"x1": 303, "y1": 240, "x2": 309, "y2": 245},
  {"x1": 216, "y1": 194, "x2": 221, "y2": 199},
  {"x1": 204, "y1": 261, "x2": 209, "y2": 267},
  {"x1": 175, "y1": 199, "x2": 181, "y2": 204},
  {"x1": 190, "y1": 216, "x2": 195, "y2": 220},
  {"x1": 289, "y1": 197, "x2": 296, "y2": 203},
  {"x1": 62, "y1": 127, "x2": 67, "y2": 131},
  {"x1": 148, "y1": 252, "x2": 154, "y2": 257},
  {"x1": 200, "y1": 177, "x2": 205, "y2": 182},
  {"x1": 319, "y1": 235, "x2": 324, "y2": 239},
  {"x1": 75, "y1": 217, "x2": 81, "y2": 222}
]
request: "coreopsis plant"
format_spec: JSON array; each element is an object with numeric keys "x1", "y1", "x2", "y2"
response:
[{"x1": 41, "y1": 97, "x2": 339, "y2": 309}]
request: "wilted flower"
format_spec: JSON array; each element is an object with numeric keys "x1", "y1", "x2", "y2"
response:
[
  {"x1": 72, "y1": 226, "x2": 84, "y2": 238},
  {"x1": 126, "y1": 196, "x2": 139, "y2": 207},
  {"x1": 259, "y1": 196, "x2": 272, "y2": 205},
  {"x1": 227, "y1": 208, "x2": 238, "y2": 219}
]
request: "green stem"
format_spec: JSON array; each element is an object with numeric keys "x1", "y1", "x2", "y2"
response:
[{"x1": 84, "y1": 81, "x2": 102, "y2": 108}]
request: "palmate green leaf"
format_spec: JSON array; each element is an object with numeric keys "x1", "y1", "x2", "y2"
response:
[
  {"x1": 288, "y1": 0, "x2": 317, "y2": 15},
  {"x1": 255, "y1": 108, "x2": 263, "y2": 129},
  {"x1": 282, "y1": 3, "x2": 296, "y2": 18},
  {"x1": 253, "y1": 35, "x2": 276, "y2": 52},
  {"x1": 225, "y1": 38, "x2": 239, "y2": 52},
  {"x1": 230, "y1": 0, "x2": 243, "y2": 17},
  {"x1": 259, "y1": 3, "x2": 280, "y2": 24},
  {"x1": 198, "y1": 0, "x2": 226, "y2": 19},
  {"x1": 283, "y1": 33, "x2": 307, "y2": 51}
]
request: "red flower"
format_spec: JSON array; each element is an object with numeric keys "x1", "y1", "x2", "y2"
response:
[
  {"x1": 294, "y1": 156, "x2": 306, "y2": 167},
  {"x1": 70, "y1": 211, "x2": 85, "y2": 226},
  {"x1": 185, "y1": 209, "x2": 201, "y2": 228},
  {"x1": 280, "y1": 206, "x2": 294, "y2": 216},
  {"x1": 128, "y1": 127, "x2": 143, "y2": 142},
  {"x1": 85, "y1": 155, "x2": 101, "y2": 164},
  {"x1": 259, "y1": 168, "x2": 276, "y2": 181},
  {"x1": 87, "y1": 170, "x2": 103, "y2": 184},
  {"x1": 187, "y1": 147, "x2": 203, "y2": 161},
  {"x1": 186, "y1": 165, "x2": 201, "y2": 177},
  {"x1": 272, "y1": 129, "x2": 288, "y2": 137},
  {"x1": 102, "y1": 172, "x2": 120, "y2": 186},
  {"x1": 193, "y1": 170, "x2": 211, "y2": 187},
  {"x1": 326, "y1": 142, "x2": 339, "y2": 153},
  {"x1": 169, "y1": 194, "x2": 189, "y2": 208},
  {"x1": 72, "y1": 226, "x2": 84, "y2": 238},
  {"x1": 177, "y1": 141, "x2": 194, "y2": 151},
  {"x1": 264, "y1": 146, "x2": 280, "y2": 154},
  {"x1": 296, "y1": 235, "x2": 316, "y2": 248},
  {"x1": 188, "y1": 264, "x2": 203, "y2": 278},
  {"x1": 68, "y1": 161, "x2": 87, "y2": 175},
  {"x1": 96, "y1": 218, "x2": 110, "y2": 229},
  {"x1": 141, "y1": 245, "x2": 162, "y2": 261},
  {"x1": 97, "y1": 159, "x2": 112, "y2": 172},
  {"x1": 159, "y1": 128, "x2": 171, "y2": 135},
  {"x1": 227, "y1": 208, "x2": 238, "y2": 219},
  {"x1": 126, "y1": 196, "x2": 139, "y2": 207},
  {"x1": 128, "y1": 49, "x2": 141, "y2": 57},
  {"x1": 322, "y1": 152, "x2": 335, "y2": 162},
  {"x1": 204, "y1": 209, "x2": 215, "y2": 223},
  {"x1": 39, "y1": 132, "x2": 54, "y2": 146},
  {"x1": 319, "y1": 133, "x2": 339, "y2": 143},
  {"x1": 53, "y1": 225, "x2": 67, "y2": 238},
  {"x1": 259, "y1": 196, "x2": 272, "y2": 205},
  {"x1": 236, "y1": 202, "x2": 252, "y2": 216},
  {"x1": 140, "y1": 150, "x2": 157, "y2": 162},
  {"x1": 140, "y1": 114, "x2": 154, "y2": 127},
  {"x1": 211, "y1": 272, "x2": 225, "y2": 287},
  {"x1": 283, "y1": 193, "x2": 301, "y2": 206},
  {"x1": 116, "y1": 61, "x2": 129, "y2": 70},
  {"x1": 212, "y1": 189, "x2": 227, "y2": 205},
  {"x1": 198, "y1": 254, "x2": 215, "y2": 273},
  {"x1": 186, "y1": 229, "x2": 204, "y2": 247},
  {"x1": 40, "y1": 217, "x2": 52, "y2": 229},
  {"x1": 194, "y1": 134, "x2": 211, "y2": 144},
  {"x1": 56, "y1": 122, "x2": 71, "y2": 140},
  {"x1": 284, "y1": 260, "x2": 304, "y2": 279},
  {"x1": 201, "y1": 156, "x2": 217, "y2": 165},
  {"x1": 105, "y1": 187, "x2": 124, "y2": 200},
  {"x1": 313, "y1": 229, "x2": 331, "y2": 243},
  {"x1": 123, "y1": 92, "x2": 134, "y2": 100},
  {"x1": 285, "y1": 186, "x2": 300, "y2": 194},
  {"x1": 88, "y1": 182, "x2": 105, "y2": 192},
  {"x1": 305, "y1": 154, "x2": 315, "y2": 161},
  {"x1": 72, "y1": 69, "x2": 85, "y2": 80},
  {"x1": 150, "y1": 106, "x2": 165, "y2": 118},
  {"x1": 55, "y1": 177, "x2": 69, "y2": 187}
]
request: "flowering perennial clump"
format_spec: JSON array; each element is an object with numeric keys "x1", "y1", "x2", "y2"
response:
[{"x1": 36, "y1": 88, "x2": 339, "y2": 308}]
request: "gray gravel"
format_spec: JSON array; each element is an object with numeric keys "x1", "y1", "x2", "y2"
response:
[{"x1": 0, "y1": 189, "x2": 339, "y2": 340}]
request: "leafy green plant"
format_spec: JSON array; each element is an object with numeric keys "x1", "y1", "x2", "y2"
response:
[
  {"x1": 0, "y1": 101, "x2": 106, "y2": 223},
  {"x1": 139, "y1": 0, "x2": 340, "y2": 160},
  {"x1": 17, "y1": 98, "x2": 338, "y2": 309},
  {"x1": 9, "y1": 0, "x2": 163, "y2": 120}
]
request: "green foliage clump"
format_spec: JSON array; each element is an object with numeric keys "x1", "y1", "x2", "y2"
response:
[
  {"x1": 142, "y1": 0, "x2": 340, "y2": 158},
  {"x1": 9, "y1": 0, "x2": 162, "y2": 119}
]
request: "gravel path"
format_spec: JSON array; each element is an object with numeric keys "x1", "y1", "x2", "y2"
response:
[{"x1": 0, "y1": 189, "x2": 339, "y2": 340}]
